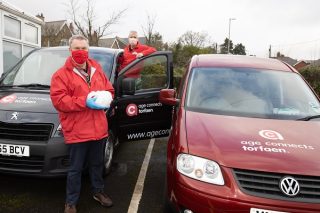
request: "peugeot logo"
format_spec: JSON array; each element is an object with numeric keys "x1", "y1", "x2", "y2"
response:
[
  {"x1": 11, "y1": 112, "x2": 19, "y2": 120},
  {"x1": 279, "y1": 176, "x2": 300, "y2": 197}
]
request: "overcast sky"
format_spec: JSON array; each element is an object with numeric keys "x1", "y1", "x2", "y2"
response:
[{"x1": 5, "y1": 0, "x2": 320, "y2": 60}]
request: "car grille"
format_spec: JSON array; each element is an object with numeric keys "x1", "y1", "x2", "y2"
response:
[
  {"x1": 0, "y1": 122, "x2": 53, "y2": 141},
  {"x1": 0, "y1": 155, "x2": 44, "y2": 173},
  {"x1": 233, "y1": 169, "x2": 320, "y2": 203}
]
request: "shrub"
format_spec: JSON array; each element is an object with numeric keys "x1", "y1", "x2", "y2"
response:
[{"x1": 300, "y1": 66, "x2": 320, "y2": 96}]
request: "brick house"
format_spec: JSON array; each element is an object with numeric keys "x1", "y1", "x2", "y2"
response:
[
  {"x1": 37, "y1": 14, "x2": 75, "y2": 47},
  {"x1": 293, "y1": 60, "x2": 310, "y2": 71}
]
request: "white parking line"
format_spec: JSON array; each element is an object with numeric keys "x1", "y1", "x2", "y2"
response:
[{"x1": 127, "y1": 138, "x2": 155, "y2": 213}]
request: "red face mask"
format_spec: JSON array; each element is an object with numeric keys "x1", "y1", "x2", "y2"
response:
[{"x1": 71, "y1": 50, "x2": 88, "y2": 65}]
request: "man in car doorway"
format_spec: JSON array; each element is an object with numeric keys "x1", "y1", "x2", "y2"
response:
[
  {"x1": 118, "y1": 30, "x2": 156, "y2": 71},
  {"x1": 50, "y1": 35, "x2": 114, "y2": 213}
]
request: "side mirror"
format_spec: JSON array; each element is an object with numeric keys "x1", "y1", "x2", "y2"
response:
[
  {"x1": 122, "y1": 78, "x2": 136, "y2": 95},
  {"x1": 159, "y1": 89, "x2": 179, "y2": 106}
]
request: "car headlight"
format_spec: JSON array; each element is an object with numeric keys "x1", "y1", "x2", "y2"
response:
[
  {"x1": 53, "y1": 124, "x2": 63, "y2": 137},
  {"x1": 177, "y1": 153, "x2": 224, "y2": 185}
]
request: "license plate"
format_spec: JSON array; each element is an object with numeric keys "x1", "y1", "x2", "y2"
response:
[
  {"x1": 250, "y1": 208, "x2": 288, "y2": 213},
  {"x1": 0, "y1": 143, "x2": 30, "y2": 157}
]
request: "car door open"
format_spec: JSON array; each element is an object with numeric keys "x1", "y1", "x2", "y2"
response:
[{"x1": 114, "y1": 52, "x2": 174, "y2": 141}]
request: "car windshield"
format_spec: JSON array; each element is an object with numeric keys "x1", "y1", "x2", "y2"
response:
[
  {"x1": 0, "y1": 49, "x2": 114, "y2": 87},
  {"x1": 186, "y1": 67, "x2": 320, "y2": 120}
]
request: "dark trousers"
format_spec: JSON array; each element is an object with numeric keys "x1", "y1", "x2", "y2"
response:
[{"x1": 66, "y1": 139, "x2": 105, "y2": 205}]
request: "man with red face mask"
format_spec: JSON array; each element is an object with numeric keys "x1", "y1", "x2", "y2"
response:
[
  {"x1": 50, "y1": 35, "x2": 114, "y2": 213},
  {"x1": 118, "y1": 30, "x2": 156, "y2": 71}
]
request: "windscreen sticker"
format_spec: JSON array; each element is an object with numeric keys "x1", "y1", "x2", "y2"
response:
[
  {"x1": 273, "y1": 107, "x2": 300, "y2": 115},
  {"x1": 309, "y1": 102, "x2": 320, "y2": 113}
]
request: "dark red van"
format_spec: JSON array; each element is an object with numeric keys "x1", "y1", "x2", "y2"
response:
[{"x1": 160, "y1": 54, "x2": 320, "y2": 213}]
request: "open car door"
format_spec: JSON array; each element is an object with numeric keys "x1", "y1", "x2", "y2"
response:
[{"x1": 113, "y1": 52, "x2": 174, "y2": 141}]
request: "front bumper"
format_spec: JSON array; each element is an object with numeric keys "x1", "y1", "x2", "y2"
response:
[
  {"x1": 169, "y1": 168, "x2": 320, "y2": 213},
  {"x1": 0, "y1": 137, "x2": 69, "y2": 177}
]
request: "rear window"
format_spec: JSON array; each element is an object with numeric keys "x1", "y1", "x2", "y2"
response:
[{"x1": 186, "y1": 67, "x2": 320, "y2": 120}]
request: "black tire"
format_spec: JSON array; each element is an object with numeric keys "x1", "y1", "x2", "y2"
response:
[{"x1": 103, "y1": 137, "x2": 114, "y2": 176}]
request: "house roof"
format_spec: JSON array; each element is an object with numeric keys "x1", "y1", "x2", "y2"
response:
[
  {"x1": 0, "y1": 0, "x2": 43, "y2": 25},
  {"x1": 98, "y1": 36, "x2": 146, "y2": 49},
  {"x1": 271, "y1": 56, "x2": 297, "y2": 66},
  {"x1": 42, "y1": 20, "x2": 72, "y2": 36},
  {"x1": 293, "y1": 60, "x2": 310, "y2": 67},
  {"x1": 98, "y1": 38, "x2": 114, "y2": 48}
]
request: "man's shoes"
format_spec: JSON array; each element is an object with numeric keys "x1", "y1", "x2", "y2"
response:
[
  {"x1": 64, "y1": 203, "x2": 77, "y2": 213},
  {"x1": 93, "y1": 192, "x2": 113, "y2": 207}
]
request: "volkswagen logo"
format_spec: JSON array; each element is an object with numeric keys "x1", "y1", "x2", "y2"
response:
[{"x1": 279, "y1": 176, "x2": 300, "y2": 197}]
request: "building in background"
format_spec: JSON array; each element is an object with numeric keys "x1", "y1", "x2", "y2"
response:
[
  {"x1": 272, "y1": 52, "x2": 312, "y2": 71},
  {"x1": 293, "y1": 60, "x2": 310, "y2": 71},
  {"x1": 39, "y1": 14, "x2": 75, "y2": 47},
  {"x1": 0, "y1": 0, "x2": 43, "y2": 76},
  {"x1": 98, "y1": 36, "x2": 146, "y2": 49}
]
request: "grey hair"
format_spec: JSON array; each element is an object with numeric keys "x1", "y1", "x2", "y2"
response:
[
  {"x1": 128, "y1": 30, "x2": 138, "y2": 37},
  {"x1": 69, "y1": 35, "x2": 89, "y2": 48}
]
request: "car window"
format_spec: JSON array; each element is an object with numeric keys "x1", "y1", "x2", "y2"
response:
[
  {"x1": 1, "y1": 49, "x2": 114, "y2": 86},
  {"x1": 122, "y1": 55, "x2": 168, "y2": 91},
  {"x1": 186, "y1": 67, "x2": 320, "y2": 120},
  {"x1": 2, "y1": 50, "x2": 68, "y2": 86},
  {"x1": 90, "y1": 51, "x2": 114, "y2": 78}
]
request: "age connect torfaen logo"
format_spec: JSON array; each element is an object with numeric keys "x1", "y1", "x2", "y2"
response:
[
  {"x1": 126, "y1": 104, "x2": 138, "y2": 117},
  {"x1": 0, "y1": 94, "x2": 17, "y2": 104},
  {"x1": 259, "y1": 130, "x2": 284, "y2": 140}
]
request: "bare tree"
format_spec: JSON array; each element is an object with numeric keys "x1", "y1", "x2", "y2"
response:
[
  {"x1": 42, "y1": 25, "x2": 58, "y2": 47},
  {"x1": 178, "y1": 31, "x2": 211, "y2": 48},
  {"x1": 141, "y1": 13, "x2": 164, "y2": 50},
  {"x1": 142, "y1": 13, "x2": 156, "y2": 44},
  {"x1": 66, "y1": 0, "x2": 127, "y2": 46}
]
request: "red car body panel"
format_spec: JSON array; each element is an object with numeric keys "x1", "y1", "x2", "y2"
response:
[
  {"x1": 189, "y1": 54, "x2": 294, "y2": 72},
  {"x1": 168, "y1": 109, "x2": 320, "y2": 212},
  {"x1": 170, "y1": 170, "x2": 320, "y2": 212},
  {"x1": 166, "y1": 54, "x2": 320, "y2": 213},
  {"x1": 186, "y1": 111, "x2": 320, "y2": 176}
]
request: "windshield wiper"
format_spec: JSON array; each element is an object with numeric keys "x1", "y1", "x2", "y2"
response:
[
  {"x1": 0, "y1": 85, "x2": 17, "y2": 88},
  {"x1": 297, "y1": 115, "x2": 320, "y2": 121},
  {"x1": 15, "y1": 83, "x2": 50, "y2": 88}
]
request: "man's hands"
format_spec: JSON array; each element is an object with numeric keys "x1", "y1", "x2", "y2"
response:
[
  {"x1": 86, "y1": 91, "x2": 113, "y2": 110},
  {"x1": 132, "y1": 52, "x2": 144, "y2": 58},
  {"x1": 136, "y1": 53, "x2": 144, "y2": 58},
  {"x1": 86, "y1": 95, "x2": 105, "y2": 110}
]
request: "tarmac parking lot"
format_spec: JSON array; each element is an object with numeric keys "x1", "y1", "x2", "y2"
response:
[{"x1": 0, "y1": 138, "x2": 169, "y2": 213}]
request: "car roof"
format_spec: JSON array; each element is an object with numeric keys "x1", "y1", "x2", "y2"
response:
[
  {"x1": 38, "y1": 46, "x2": 123, "y2": 55},
  {"x1": 190, "y1": 54, "x2": 295, "y2": 72}
]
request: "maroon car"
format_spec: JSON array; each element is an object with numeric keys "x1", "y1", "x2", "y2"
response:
[{"x1": 160, "y1": 54, "x2": 320, "y2": 213}]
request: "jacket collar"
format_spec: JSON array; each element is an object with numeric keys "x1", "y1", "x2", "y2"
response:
[
  {"x1": 65, "y1": 56, "x2": 97, "y2": 81},
  {"x1": 128, "y1": 42, "x2": 141, "y2": 51}
]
